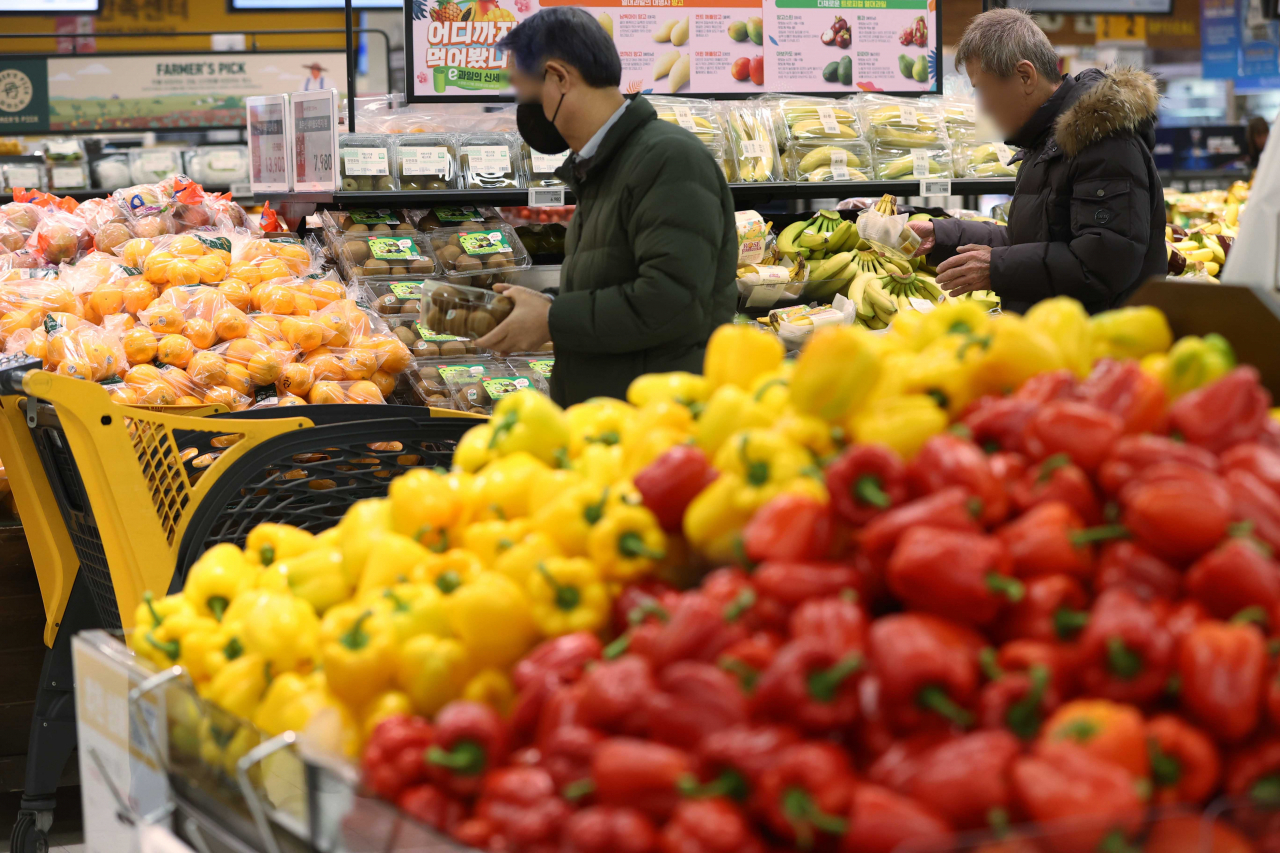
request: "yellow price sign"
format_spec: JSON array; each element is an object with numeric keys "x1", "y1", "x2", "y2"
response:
[{"x1": 1096, "y1": 14, "x2": 1146, "y2": 43}]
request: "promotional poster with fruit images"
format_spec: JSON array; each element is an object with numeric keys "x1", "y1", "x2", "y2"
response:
[{"x1": 406, "y1": 0, "x2": 935, "y2": 98}]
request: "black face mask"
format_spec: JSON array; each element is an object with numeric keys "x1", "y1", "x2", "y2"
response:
[{"x1": 517, "y1": 72, "x2": 569, "y2": 154}]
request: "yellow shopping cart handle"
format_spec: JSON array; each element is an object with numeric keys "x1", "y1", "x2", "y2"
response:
[{"x1": 0, "y1": 354, "x2": 43, "y2": 396}]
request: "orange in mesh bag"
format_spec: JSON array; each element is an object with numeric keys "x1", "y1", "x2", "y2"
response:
[{"x1": 47, "y1": 322, "x2": 126, "y2": 382}]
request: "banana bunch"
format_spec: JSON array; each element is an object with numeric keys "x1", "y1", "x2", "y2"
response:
[
  {"x1": 727, "y1": 108, "x2": 777, "y2": 183},
  {"x1": 1169, "y1": 232, "x2": 1226, "y2": 277},
  {"x1": 778, "y1": 209, "x2": 858, "y2": 264},
  {"x1": 874, "y1": 150, "x2": 948, "y2": 180},
  {"x1": 873, "y1": 193, "x2": 897, "y2": 216},
  {"x1": 963, "y1": 290, "x2": 1001, "y2": 311},
  {"x1": 796, "y1": 145, "x2": 864, "y2": 179},
  {"x1": 881, "y1": 270, "x2": 945, "y2": 310}
]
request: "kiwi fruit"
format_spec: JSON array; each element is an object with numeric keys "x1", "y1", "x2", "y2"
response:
[
  {"x1": 440, "y1": 340, "x2": 467, "y2": 357},
  {"x1": 468, "y1": 311, "x2": 496, "y2": 337},
  {"x1": 419, "y1": 366, "x2": 443, "y2": 383},
  {"x1": 394, "y1": 326, "x2": 417, "y2": 345},
  {"x1": 455, "y1": 255, "x2": 483, "y2": 274},
  {"x1": 400, "y1": 300, "x2": 421, "y2": 315},
  {"x1": 485, "y1": 255, "x2": 513, "y2": 270},
  {"x1": 410, "y1": 340, "x2": 435, "y2": 357},
  {"x1": 490, "y1": 295, "x2": 514, "y2": 324},
  {"x1": 409, "y1": 258, "x2": 435, "y2": 275},
  {"x1": 389, "y1": 265, "x2": 409, "y2": 277},
  {"x1": 460, "y1": 382, "x2": 492, "y2": 407},
  {"x1": 372, "y1": 223, "x2": 393, "y2": 234},
  {"x1": 444, "y1": 308, "x2": 470, "y2": 336},
  {"x1": 436, "y1": 245, "x2": 462, "y2": 268},
  {"x1": 401, "y1": 179, "x2": 424, "y2": 191},
  {"x1": 447, "y1": 234, "x2": 463, "y2": 250},
  {"x1": 375, "y1": 176, "x2": 397, "y2": 191},
  {"x1": 424, "y1": 306, "x2": 446, "y2": 332},
  {"x1": 431, "y1": 285, "x2": 461, "y2": 308},
  {"x1": 375, "y1": 293, "x2": 400, "y2": 314},
  {"x1": 458, "y1": 222, "x2": 484, "y2": 234},
  {"x1": 537, "y1": 342, "x2": 554, "y2": 352},
  {"x1": 343, "y1": 240, "x2": 371, "y2": 265},
  {"x1": 364, "y1": 258, "x2": 390, "y2": 276},
  {"x1": 417, "y1": 211, "x2": 441, "y2": 230},
  {"x1": 465, "y1": 342, "x2": 479, "y2": 354},
  {"x1": 469, "y1": 406, "x2": 488, "y2": 414}
]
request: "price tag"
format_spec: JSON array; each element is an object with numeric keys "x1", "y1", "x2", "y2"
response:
[
  {"x1": 829, "y1": 149, "x2": 849, "y2": 181},
  {"x1": 462, "y1": 145, "x2": 511, "y2": 173},
  {"x1": 6, "y1": 166, "x2": 40, "y2": 188},
  {"x1": 920, "y1": 178, "x2": 952, "y2": 197},
  {"x1": 911, "y1": 150, "x2": 931, "y2": 178},
  {"x1": 292, "y1": 89, "x2": 338, "y2": 192},
  {"x1": 401, "y1": 146, "x2": 452, "y2": 176},
  {"x1": 908, "y1": 297, "x2": 937, "y2": 313},
  {"x1": 139, "y1": 150, "x2": 176, "y2": 174},
  {"x1": 246, "y1": 94, "x2": 291, "y2": 193},
  {"x1": 341, "y1": 147, "x2": 389, "y2": 176},
  {"x1": 673, "y1": 105, "x2": 698, "y2": 132},
  {"x1": 958, "y1": 104, "x2": 976, "y2": 122},
  {"x1": 530, "y1": 150, "x2": 568, "y2": 174},
  {"x1": 529, "y1": 187, "x2": 565, "y2": 207},
  {"x1": 994, "y1": 143, "x2": 1013, "y2": 163},
  {"x1": 229, "y1": 182, "x2": 252, "y2": 197},
  {"x1": 208, "y1": 150, "x2": 242, "y2": 171},
  {"x1": 51, "y1": 166, "x2": 86, "y2": 188},
  {"x1": 817, "y1": 106, "x2": 840, "y2": 135},
  {"x1": 741, "y1": 139, "x2": 770, "y2": 159},
  {"x1": 898, "y1": 104, "x2": 919, "y2": 127}
]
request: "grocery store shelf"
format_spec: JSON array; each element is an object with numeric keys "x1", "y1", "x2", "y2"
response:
[{"x1": 10, "y1": 188, "x2": 256, "y2": 204}]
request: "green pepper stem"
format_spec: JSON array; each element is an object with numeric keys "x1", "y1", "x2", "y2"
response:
[
  {"x1": 678, "y1": 770, "x2": 749, "y2": 801},
  {"x1": 223, "y1": 636, "x2": 244, "y2": 662},
  {"x1": 925, "y1": 389, "x2": 950, "y2": 411},
  {"x1": 723, "y1": 588, "x2": 756, "y2": 622},
  {"x1": 739, "y1": 435, "x2": 770, "y2": 488},
  {"x1": 985, "y1": 573, "x2": 1025, "y2": 603},
  {"x1": 754, "y1": 377, "x2": 789, "y2": 402},
  {"x1": 1097, "y1": 829, "x2": 1140, "y2": 853},
  {"x1": 537, "y1": 562, "x2": 582, "y2": 612},
  {"x1": 1005, "y1": 664, "x2": 1050, "y2": 741},
  {"x1": 143, "y1": 591, "x2": 164, "y2": 627},
  {"x1": 145, "y1": 632, "x2": 180, "y2": 662},
  {"x1": 854, "y1": 474, "x2": 891, "y2": 509},
  {"x1": 628, "y1": 600, "x2": 670, "y2": 625},
  {"x1": 987, "y1": 808, "x2": 1010, "y2": 839},
  {"x1": 1070, "y1": 524, "x2": 1131, "y2": 546},
  {"x1": 583, "y1": 487, "x2": 610, "y2": 526},
  {"x1": 949, "y1": 423, "x2": 973, "y2": 441},
  {"x1": 562, "y1": 779, "x2": 596, "y2": 801},
  {"x1": 340, "y1": 610, "x2": 374, "y2": 652},
  {"x1": 602, "y1": 633, "x2": 630, "y2": 660},
  {"x1": 719, "y1": 657, "x2": 759, "y2": 692},
  {"x1": 1036, "y1": 453, "x2": 1072, "y2": 484},
  {"x1": 1250, "y1": 775, "x2": 1280, "y2": 806},
  {"x1": 1106, "y1": 637, "x2": 1143, "y2": 680},
  {"x1": 435, "y1": 570, "x2": 462, "y2": 595},
  {"x1": 586, "y1": 431, "x2": 621, "y2": 446},
  {"x1": 383, "y1": 589, "x2": 408, "y2": 613},
  {"x1": 426, "y1": 741, "x2": 487, "y2": 775},
  {"x1": 1148, "y1": 736, "x2": 1183, "y2": 788},
  {"x1": 782, "y1": 786, "x2": 848, "y2": 849},
  {"x1": 618, "y1": 531, "x2": 664, "y2": 561},
  {"x1": 807, "y1": 655, "x2": 863, "y2": 702},
  {"x1": 207, "y1": 596, "x2": 228, "y2": 622},
  {"x1": 1055, "y1": 717, "x2": 1100, "y2": 743},
  {"x1": 1054, "y1": 608, "x2": 1090, "y2": 639},
  {"x1": 487, "y1": 410, "x2": 518, "y2": 449},
  {"x1": 260, "y1": 544, "x2": 276, "y2": 566},
  {"x1": 1234, "y1": 605, "x2": 1270, "y2": 627},
  {"x1": 978, "y1": 647, "x2": 1004, "y2": 681},
  {"x1": 917, "y1": 685, "x2": 973, "y2": 727}
]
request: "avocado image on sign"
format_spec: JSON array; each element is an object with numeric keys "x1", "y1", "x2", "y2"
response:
[
  {"x1": 899, "y1": 54, "x2": 915, "y2": 78},
  {"x1": 912, "y1": 54, "x2": 929, "y2": 82},
  {"x1": 823, "y1": 61, "x2": 840, "y2": 83},
  {"x1": 838, "y1": 55, "x2": 852, "y2": 85}
]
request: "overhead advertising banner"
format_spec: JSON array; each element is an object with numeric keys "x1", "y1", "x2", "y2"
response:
[
  {"x1": 404, "y1": 0, "x2": 938, "y2": 100},
  {"x1": 1201, "y1": 0, "x2": 1280, "y2": 90}
]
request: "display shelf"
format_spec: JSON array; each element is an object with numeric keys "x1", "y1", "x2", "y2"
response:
[{"x1": 40, "y1": 188, "x2": 256, "y2": 204}]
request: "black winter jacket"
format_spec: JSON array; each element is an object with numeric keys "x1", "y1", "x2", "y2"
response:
[{"x1": 931, "y1": 68, "x2": 1165, "y2": 315}]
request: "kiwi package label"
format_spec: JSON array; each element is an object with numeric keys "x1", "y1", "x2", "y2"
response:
[
  {"x1": 266, "y1": 235, "x2": 303, "y2": 245},
  {"x1": 350, "y1": 209, "x2": 401, "y2": 226},
  {"x1": 435, "y1": 205, "x2": 484, "y2": 223},
  {"x1": 389, "y1": 282, "x2": 420, "y2": 299},
  {"x1": 118, "y1": 265, "x2": 143, "y2": 277},
  {"x1": 482, "y1": 376, "x2": 531, "y2": 400},
  {"x1": 528, "y1": 359, "x2": 554, "y2": 377},
  {"x1": 401, "y1": 148, "x2": 452, "y2": 177},
  {"x1": 438, "y1": 363, "x2": 489, "y2": 383},
  {"x1": 99, "y1": 375, "x2": 123, "y2": 387},
  {"x1": 195, "y1": 235, "x2": 232, "y2": 253},
  {"x1": 414, "y1": 321, "x2": 466, "y2": 343},
  {"x1": 368, "y1": 238, "x2": 422, "y2": 261},
  {"x1": 342, "y1": 147, "x2": 390, "y2": 176},
  {"x1": 458, "y1": 230, "x2": 511, "y2": 256}
]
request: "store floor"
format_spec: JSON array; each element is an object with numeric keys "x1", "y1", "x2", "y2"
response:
[{"x1": 0, "y1": 788, "x2": 83, "y2": 853}]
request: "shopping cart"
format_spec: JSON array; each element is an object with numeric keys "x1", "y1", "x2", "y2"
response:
[{"x1": 0, "y1": 354, "x2": 477, "y2": 853}]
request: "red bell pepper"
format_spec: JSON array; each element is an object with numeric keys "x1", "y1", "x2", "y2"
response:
[
  {"x1": 1011, "y1": 741, "x2": 1144, "y2": 853},
  {"x1": 1178, "y1": 620, "x2": 1268, "y2": 743},
  {"x1": 591, "y1": 737, "x2": 694, "y2": 820},
  {"x1": 634, "y1": 444, "x2": 718, "y2": 532},
  {"x1": 989, "y1": 452, "x2": 1029, "y2": 492},
  {"x1": 1094, "y1": 541, "x2": 1182, "y2": 603},
  {"x1": 979, "y1": 662, "x2": 1058, "y2": 741},
  {"x1": 716, "y1": 632, "x2": 781, "y2": 693},
  {"x1": 1001, "y1": 574, "x2": 1090, "y2": 644},
  {"x1": 1223, "y1": 443, "x2": 1280, "y2": 498},
  {"x1": 743, "y1": 493, "x2": 832, "y2": 563},
  {"x1": 907, "y1": 434, "x2": 1010, "y2": 525},
  {"x1": 1169, "y1": 365, "x2": 1271, "y2": 455},
  {"x1": 866, "y1": 731, "x2": 953, "y2": 792},
  {"x1": 1097, "y1": 434, "x2": 1218, "y2": 497},
  {"x1": 1146, "y1": 713, "x2": 1222, "y2": 806},
  {"x1": 841, "y1": 783, "x2": 955, "y2": 853},
  {"x1": 579, "y1": 655, "x2": 656, "y2": 735},
  {"x1": 534, "y1": 679, "x2": 587, "y2": 747},
  {"x1": 540, "y1": 723, "x2": 602, "y2": 790},
  {"x1": 962, "y1": 396, "x2": 1039, "y2": 454},
  {"x1": 859, "y1": 488, "x2": 982, "y2": 569},
  {"x1": 1186, "y1": 538, "x2": 1280, "y2": 622},
  {"x1": 1121, "y1": 463, "x2": 1233, "y2": 563},
  {"x1": 752, "y1": 561, "x2": 866, "y2": 619},
  {"x1": 612, "y1": 582, "x2": 678, "y2": 635},
  {"x1": 1224, "y1": 736, "x2": 1280, "y2": 825},
  {"x1": 474, "y1": 766, "x2": 570, "y2": 852},
  {"x1": 1021, "y1": 400, "x2": 1124, "y2": 474},
  {"x1": 854, "y1": 673, "x2": 904, "y2": 762},
  {"x1": 513, "y1": 633, "x2": 602, "y2": 691},
  {"x1": 450, "y1": 817, "x2": 496, "y2": 849},
  {"x1": 996, "y1": 502, "x2": 1097, "y2": 582},
  {"x1": 1015, "y1": 369, "x2": 1081, "y2": 404},
  {"x1": 646, "y1": 661, "x2": 749, "y2": 750},
  {"x1": 789, "y1": 594, "x2": 866, "y2": 655},
  {"x1": 688, "y1": 724, "x2": 799, "y2": 801},
  {"x1": 1077, "y1": 358, "x2": 1167, "y2": 435},
  {"x1": 1040, "y1": 698, "x2": 1149, "y2": 780},
  {"x1": 660, "y1": 798, "x2": 764, "y2": 853},
  {"x1": 752, "y1": 639, "x2": 863, "y2": 733},
  {"x1": 886, "y1": 527, "x2": 1023, "y2": 627},
  {"x1": 869, "y1": 613, "x2": 982, "y2": 732},
  {"x1": 643, "y1": 592, "x2": 749, "y2": 671},
  {"x1": 1076, "y1": 588, "x2": 1174, "y2": 705},
  {"x1": 361, "y1": 714, "x2": 434, "y2": 802},
  {"x1": 1010, "y1": 454, "x2": 1103, "y2": 525},
  {"x1": 426, "y1": 701, "x2": 509, "y2": 798},
  {"x1": 563, "y1": 806, "x2": 658, "y2": 853},
  {"x1": 903, "y1": 730, "x2": 1020, "y2": 830},
  {"x1": 1226, "y1": 468, "x2": 1280, "y2": 553},
  {"x1": 826, "y1": 444, "x2": 909, "y2": 526},
  {"x1": 1144, "y1": 816, "x2": 1252, "y2": 853},
  {"x1": 396, "y1": 784, "x2": 466, "y2": 833},
  {"x1": 754, "y1": 741, "x2": 854, "y2": 847}
]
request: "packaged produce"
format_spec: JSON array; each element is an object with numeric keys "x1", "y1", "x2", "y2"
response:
[
  {"x1": 722, "y1": 104, "x2": 780, "y2": 183},
  {"x1": 871, "y1": 140, "x2": 953, "y2": 180},
  {"x1": 424, "y1": 222, "x2": 530, "y2": 286},
  {"x1": 647, "y1": 95, "x2": 728, "y2": 151},
  {"x1": 775, "y1": 96, "x2": 860, "y2": 143},
  {"x1": 860, "y1": 94, "x2": 948, "y2": 147},
  {"x1": 322, "y1": 209, "x2": 415, "y2": 242},
  {"x1": 128, "y1": 148, "x2": 185, "y2": 184},
  {"x1": 44, "y1": 139, "x2": 89, "y2": 190},
  {"x1": 441, "y1": 363, "x2": 537, "y2": 415},
  {"x1": 786, "y1": 139, "x2": 872, "y2": 182},
  {"x1": 92, "y1": 155, "x2": 132, "y2": 192},
  {"x1": 394, "y1": 133, "x2": 459, "y2": 191},
  {"x1": 2, "y1": 162, "x2": 47, "y2": 193},
  {"x1": 339, "y1": 133, "x2": 397, "y2": 192},
  {"x1": 407, "y1": 204, "x2": 503, "y2": 232},
  {"x1": 457, "y1": 133, "x2": 524, "y2": 190},
  {"x1": 520, "y1": 143, "x2": 569, "y2": 188},
  {"x1": 188, "y1": 146, "x2": 250, "y2": 189},
  {"x1": 953, "y1": 141, "x2": 1020, "y2": 178},
  {"x1": 417, "y1": 279, "x2": 514, "y2": 341},
  {"x1": 337, "y1": 233, "x2": 436, "y2": 280},
  {"x1": 927, "y1": 95, "x2": 979, "y2": 142}
]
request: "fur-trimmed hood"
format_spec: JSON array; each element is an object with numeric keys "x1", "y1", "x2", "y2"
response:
[{"x1": 1054, "y1": 66, "x2": 1160, "y2": 158}]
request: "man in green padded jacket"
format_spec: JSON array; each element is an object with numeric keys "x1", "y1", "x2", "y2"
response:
[{"x1": 475, "y1": 7, "x2": 738, "y2": 407}]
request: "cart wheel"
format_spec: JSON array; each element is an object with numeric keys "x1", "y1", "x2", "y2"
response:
[{"x1": 10, "y1": 809, "x2": 50, "y2": 853}]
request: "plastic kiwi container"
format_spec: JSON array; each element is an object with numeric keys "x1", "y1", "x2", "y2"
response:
[
  {"x1": 457, "y1": 132, "x2": 525, "y2": 190},
  {"x1": 426, "y1": 221, "x2": 530, "y2": 288},
  {"x1": 417, "y1": 279, "x2": 515, "y2": 342},
  {"x1": 339, "y1": 133, "x2": 397, "y2": 192},
  {"x1": 394, "y1": 133, "x2": 460, "y2": 191},
  {"x1": 337, "y1": 233, "x2": 438, "y2": 280}
]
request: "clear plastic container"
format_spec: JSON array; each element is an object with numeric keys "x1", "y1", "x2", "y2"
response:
[
  {"x1": 775, "y1": 97, "x2": 860, "y2": 144},
  {"x1": 1, "y1": 162, "x2": 47, "y2": 192},
  {"x1": 339, "y1": 133, "x2": 396, "y2": 192},
  {"x1": 953, "y1": 142, "x2": 1020, "y2": 178},
  {"x1": 425, "y1": 222, "x2": 530, "y2": 285},
  {"x1": 418, "y1": 279, "x2": 514, "y2": 340},
  {"x1": 648, "y1": 96, "x2": 728, "y2": 150},
  {"x1": 44, "y1": 138, "x2": 85, "y2": 164},
  {"x1": 506, "y1": 355, "x2": 554, "y2": 392},
  {"x1": 129, "y1": 148, "x2": 185, "y2": 183},
  {"x1": 189, "y1": 145, "x2": 250, "y2": 188},
  {"x1": 859, "y1": 95, "x2": 948, "y2": 147},
  {"x1": 929, "y1": 96, "x2": 979, "y2": 143},
  {"x1": 49, "y1": 161, "x2": 90, "y2": 190},
  {"x1": 321, "y1": 209, "x2": 416, "y2": 247},
  {"x1": 786, "y1": 139, "x2": 873, "y2": 182},
  {"x1": 442, "y1": 363, "x2": 532, "y2": 415},
  {"x1": 722, "y1": 104, "x2": 781, "y2": 183},
  {"x1": 457, "y1": 133, "x2": 524, "y2": 190},
  {"x1": 92, "y1": 154, "x2": 132, "y2": 191},
  {"x1": 406, "y1": 205, "x2": 503, "y2": 232},
  {"x1": 394, "y1": 133, "x2": 459, "y2": 191},
  {"x1": 871, "y1": 141, "x2": 953, "y2": 180},
  {"x1": 521, "y1": 142, "x2": 569, "y2": 188},
  {"x1": 336, "y1": 233, "x2": 437, "y2": 280},
  {"x1": 363, "y1": 280, "x2": 425, "y2": 326}
]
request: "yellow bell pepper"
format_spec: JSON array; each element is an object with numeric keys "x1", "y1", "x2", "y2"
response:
[
  {"x1": 363, "y1": 582, "x2": 452, "y2": 643},
  {"x1": 462, "y1": 518, "x2": 532, "y2": 568},
  {"x1": 704, "y1": 324, "x2": 784, "y2": 390},
  {"x1": 527, "y1": 467, "x2": 584, "y2": 510},
  {"x1": 223, "y1": 589, "x2": 319, "y2": 674},
  {"x1": 1025, "y1": 296, "x2": 1093, "y2": 378},
  {"x1": 750, "y1": 363, "x2": 794, "y2": 414},
  {"x1": 396, "y1": 633, "x2": 475, "y2": 715},
  {"x1": 462, "y1": 669, "x2": 515, "y2": 716},
  {"x1": 388, "y1": 468, "x2": 470, "y2": 552},
  {"x1": 789, "y1": 325, "x2": 881, "y2": 422},
  {"x1": 253, "y1": 670, "x2": 319, "y2": 733},
  {"x1": 587, "y1": 505, "x2": 667, "y2": 582},
  {"x1": 627, "y1": 399, "x2": 696, "y2": 438},
  {"x1": 129, "y1": 592, "x2": 200, "y2": 669},
  {"x1": 713, "y1": 429, "x2": 822, "y2": 513},
  {"x1": 566, "y1": 398, "x2": 636, "y2": 455},
  {"x1": 205, "y1": 652, "x2": 271, "y2": 719},
  {"x1": 493, "y1": 531, "x2": 563, "y2": 587},
  {"x1": 245, "y1": 523, "x2": 314, "y2": 567},
  {"x1": 622, "y1": 428, "x2": 689, "y2": 479},
  {"x1": 487, "y1": 390, "x2": 571, "y2": 467},
  {"x1": 265, "y1": 546, "x2": 352, "y2": 615},
  {"x1": 683, "y1": 474, "x2": 756, "y2": 564},
  {"x1": 1162, "y1": 333, "x2": 1236, "y2": 398},
  {"x1": 336, "y1": 498, "x2": 392, "y2": 587},
  {"x1": 1089, "y1": 305, "x2": 1173, "y2": 361},
  {"x1": 183, "y1": 543, "x2": 255, "y2": 622},
  {"x1": 695, "y1": 384, "x2": 772, "y2": 457},
  {"x1": 470, "y1": 452, "x2": 547, "y2": 521},
  {"x1": 454, "y1": 423, "x2": 497, "y2": 473},
  {"x1": 899, "y1": 340, "x2": 976, "y2": 417},
  {"x1": 415, "y1": 548, "x2": 483, "y2": 596},
  {"x1": 258, "y1": 676, "x2": 360, "y2": 757},
  {"x1": 178, "y1": 619, "x2": 245, "y2": 683},
  {"x1": 574, "y1": 442, "x2": 625, "y2": 485},
  {"x1": 774, "y1": 411, "x2": 843, "y2": 462},
  {"x1": 527, "y1": 557, "x2": 611, "y2": 636},
  {"x1": 199, "y1": 718, "x2": 260, "y2": 779},
  {"x1": 533, "y1": 482, "x2": 617, "y2": 556},
  {"x1": 355, "y1": 531, "x2": 432, "y2": 598},
  {"x1": 445, "y1": 572, "x2": 539, "y2": 669},
  {"x1": 909, "y1": 300, "x2": 993, "y2": 351},
  {"x1": 850, "y1": 394, "x2": 948, "y2": 460},
  {"x1": 361, "y1": 689, "x2": 414, "y2": 737},
  {"x1": 626, "y1": 371, "x2": 711, "y2": 411},
  {"x1": 320, "y1": 603, "x2": 397, "y2": 709},
  {"x1": 961, "y1": 313, "x2": 1066, "y2": 396}
]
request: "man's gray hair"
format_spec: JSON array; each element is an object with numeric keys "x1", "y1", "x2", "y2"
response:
[{"x1": 954, "y1": 8, "x2": 1060, "y2": 82}]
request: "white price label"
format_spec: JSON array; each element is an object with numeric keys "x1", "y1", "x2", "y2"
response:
[
  {"x1": 673, "y1": 105, "x2": 698, "y2": 132},
  {"x1": 248, "y1": 97, "x2": 289, "y2": 190},
  {"x1": 745, "y1": 283, "x2": 785, "y2": 308},
  {"x1": 530, "y1": 150, "x2": 569, "y2": 174},
  {"x1": 294, "y1": 94, "x2": 337, "y2": 191},
  {"x1": 994, "y1": 143, "x2": 1013, "y2": 163},
  {"x1": 229, "y1": 181, "x2": 252, "y2": 197},
  {"x1": 817, "y1": 106, "x2": 840, "y2": 135},
  {"x1": 47, "y1": 140, "x2": 81, "y2": 158},
  {"x1": 898, "y1": 104, "x2": 919, "y2": 127},
  {"x1": 529, "y1": 187, "x2": 566, "y2": 207},
  {"x1": 341, "y1": 147, "x2": 388, "y2": 176},
  {"x1": 208, "y1": 150, "x2": 242, "y2": 171},
  {"x1": 741, "y1": 139, "x2": 769, "y2": 159},
  {"x1": 908, "y1": 297, "x2": 937, "y2": 313},
  {"x1": 140, "y1": 150, "x2": 176, "y2": 174},
  {"x1": 920, "y1": 178, "x2": 952, "y2": 197},
  {"x1": 829, "y1": 149, "x2": 849, "y2": 181},
  {"x1": 401, "y1": 146, "x2": 452, "y2": 176},
  {"x1": 911, "y1": 150, "x2": 931, "y2": 178},
  {"x1": 51, "y1": 166, "x2": 86, "y2": 188},
  {"x1": 462, "y1": 145, "x2": 511, "y2": 174},
  {"x1": 958, "y1": 104, "x2": 976, "y2": 122},
  {"x1": 6, "y1": 167, "x2": 40, "y2": 188}
]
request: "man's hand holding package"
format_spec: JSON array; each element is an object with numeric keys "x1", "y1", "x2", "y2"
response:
[
  {"x1": 908, "y1": 220, "x2": 936, "y2": 257},
  {"x1": 935, "y1": 244, "x2": 992, "y2": 296},
  {"x1": 475, "y1": 283, "x2": 551, "y2": 354}
]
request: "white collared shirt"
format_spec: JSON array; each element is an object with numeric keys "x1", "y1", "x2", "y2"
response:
[{"x1": 577, "y1": 98, "x2": 630, "y2": 158}]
